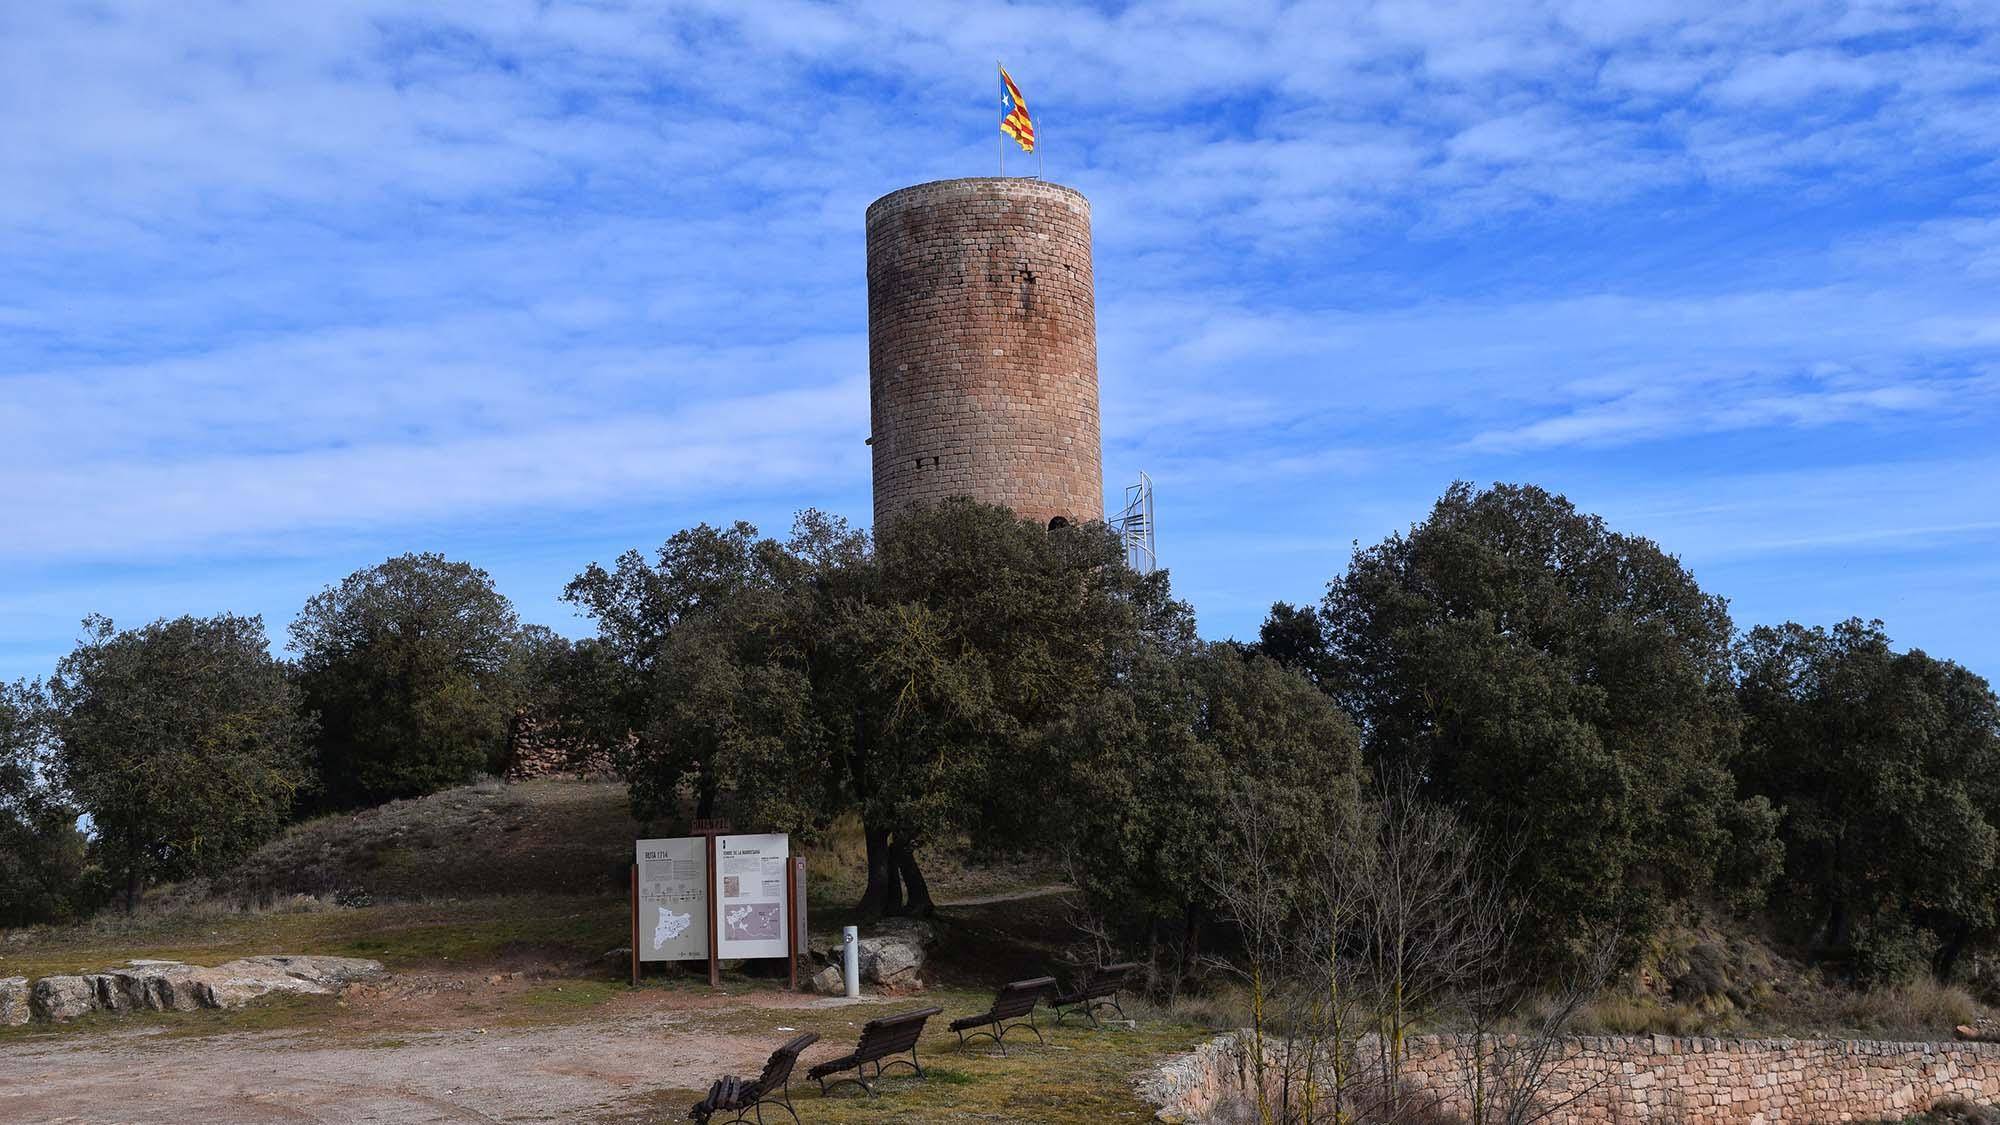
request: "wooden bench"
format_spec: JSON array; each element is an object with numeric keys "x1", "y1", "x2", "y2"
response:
[
  {"x1": 805, "y1": 1006, "x2": 943, "y2": 1096},
  {"x1": 1050, "y1": 961, "x2": 1140, "y2": 1028},
  {"x1": 949, "y1": 976, "x2": 1056, "y2": 1055},
  {"x1": 687, "y1": 1031, "x2": 819, "y2": 1123}
]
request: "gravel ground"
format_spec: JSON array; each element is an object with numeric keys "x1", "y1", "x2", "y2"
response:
[{"x1": 0, "y1": 976, "x2": 885, "y2": 1125}]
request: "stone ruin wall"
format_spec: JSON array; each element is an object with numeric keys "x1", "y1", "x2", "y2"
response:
[
  {"x1": 503, "y1": 712, "x2": 614, "y2": 781},
  {"x1": 1144, "y1": 1031, "x2": 2000, "y2": 1124},
  {"x1": 865, "y1": 177, "x2": 1103, "y2": 531}
]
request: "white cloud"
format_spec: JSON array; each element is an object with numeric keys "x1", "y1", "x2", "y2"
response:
[
  {"x1": 1706, "y1": 49, "x2": 1889, "y2": 106},
  {"x1": 2, "y1": 0, "x2": 2000, "y2": 674}
]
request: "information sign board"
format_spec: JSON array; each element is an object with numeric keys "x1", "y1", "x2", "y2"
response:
[
  {"x1": 714, "y1": 834, "x2": 791, "y2": 961},
  {"x1": 635, "y1": 837, "x2": 708, "y2": 962}
]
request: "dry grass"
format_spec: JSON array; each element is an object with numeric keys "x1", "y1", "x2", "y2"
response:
[
  {"x1": 804, "y1": 811, "x2": 1065, "y2": 917},
  {"x1": 601, "y1": 989, "x2": 1210, "y2": 1125},
  {"x1": 1153, "y1": 980, "x2": 1256, "y2": 1031},
  {"x1": 1567, "y1": 976, "x2": 1989, "y2": 1041},
  {"x1": 0, "y1": 893, "x2": 632, "y2": 981},
  {"x1": 1574, "y1": 994, "x2": 1671, "y2": 1035},
  {"x1": 2, "y1": 777, "x2": 1070, "y2": 988},
  {"x1": 1841, "y1": 979, "x2": 1983, "y2": 1037},
  {"x1": 177, "y1": 778, "x2": 649, "y2": 907}
]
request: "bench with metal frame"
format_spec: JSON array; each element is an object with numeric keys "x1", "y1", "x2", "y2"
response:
[
  {"x1": 1050, "y1": 961, "x2": 1140, "y2": 1028},
  {"x1": 688, "y1": 1031, "x2": 819, "y2": 1124},
  {"x1": 948, "y1": 976, "x2": 1055, "y2": 1055},
  {"x1": 805, "y1": 1006, "x2": 943, "y2": 1097}
]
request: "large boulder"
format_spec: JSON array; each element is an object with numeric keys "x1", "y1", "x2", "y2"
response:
[
  {"x1": 0, "y1": 977, "x2": 28, "y2": 1026},
  {"x1": 188, "y1": 955, "x2": 383, "y2": 1008},
  {"x1": 857, "y1": 918, "x2": 934, "y2": 990},
  {"x1": 29, "y1": 976, "x2": 97, "y2": 1021},
  {"x1": 85, "y1": 973, "x2": 133, "y2": 1012},
  {"x1": 805, "y1": 964, "x2": 844, "y2": 995},
  {"x1": 108, "y1": 961, "x2": 208, "y2": 1011},
  {"x1": 807, "y1": 918, "x2": 936, "y2": 991}
]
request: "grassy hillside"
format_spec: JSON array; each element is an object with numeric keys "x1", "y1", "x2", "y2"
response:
[
  {"x1": 167, "y1": 776, "x2": 1058, "y2": 915},
  {"x1": 187, "y1": 778, "x2": 650, "y2": 905},
  {"x1": 3, "y1": 776, "x2": 1073, "y2": 987}
]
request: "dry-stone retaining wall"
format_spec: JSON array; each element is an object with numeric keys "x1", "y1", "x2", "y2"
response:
[
  {"x1": 1145, "y1": 1030, "x2": 2000, "y2": 1123},
  {"x1": 504, "y1": 713, "x2": 614, "y2": 781}
]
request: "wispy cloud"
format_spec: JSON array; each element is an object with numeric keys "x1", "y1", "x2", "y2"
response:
[{"x1": 2, "y1": 1, "x2": 1998, "y2": 677}]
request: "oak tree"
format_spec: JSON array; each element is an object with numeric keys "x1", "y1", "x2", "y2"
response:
[
  {"x1": 290, "y1": 553, "x2": 521, "y2": 807},
  {"x1": 1317, "y1": 482, "x2": 1778, "y2": 962},
  {"x1": 48, "y1": 615, "x2": 311, "y2": 910}
]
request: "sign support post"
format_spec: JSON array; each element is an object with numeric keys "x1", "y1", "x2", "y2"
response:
[
  {"x1": 705, "y1": 834, "x2": 721, "y2": 989},
  {"x1": 629, "y1": 864, "x2": 640, "y2": 987},
  {"x1": 784, "y1": 860, "x2": 799, "y2": 990}
]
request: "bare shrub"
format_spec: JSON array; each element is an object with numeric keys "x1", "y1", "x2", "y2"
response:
[{"x1": 1197, "y1": 772, "x2": 1617, "y2": 1125}]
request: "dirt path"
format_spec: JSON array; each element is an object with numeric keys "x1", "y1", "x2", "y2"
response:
[
  {"x1": 935, "y1": 883, "x2": 1072, "y2": 908},
  {"x1": 0, "y1": 979, "x2": 887, "y2": 1125}
]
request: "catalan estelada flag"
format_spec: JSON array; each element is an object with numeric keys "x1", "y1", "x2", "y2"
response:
[{"x1": 999, "y1": 64, "x2": 1035, "y2": 153}]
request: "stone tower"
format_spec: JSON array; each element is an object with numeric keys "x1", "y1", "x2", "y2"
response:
[{"x1": 865, "y1": 177, "x2": 1103, "y2": 530}]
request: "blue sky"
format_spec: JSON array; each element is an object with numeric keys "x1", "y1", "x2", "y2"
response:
[{"x1": 3, "y1": 1, "x2": 1997, "y2": 684}]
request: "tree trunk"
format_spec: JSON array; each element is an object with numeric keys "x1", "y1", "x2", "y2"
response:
[
  {"x1": 1934, "y1": 921, "x2": 1971, "y2": 981},
  {"x1": 124, "y1": 828, "x2": 142, "y2": 914},
  {"x1": 858, "y1": 824, "x2": 898, "y2": 916},
  {"x1": 694, "y1": 752, "x2": 718, "y2": 820},
  {"x1": 890, "y1": 837, "x2": 935, "y2": 917},
  {"x1": 1820, "y1": 897, "x2": 1850, "y2": 955},
  {"x1": 884, "y1": 847, "x2": 905, "y2": 914},
  {"x1": 1179, "y1": 900, "x2": 1203, "y2": 994}
]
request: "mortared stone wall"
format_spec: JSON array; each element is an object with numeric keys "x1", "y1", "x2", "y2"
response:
[{"x1": 865, "y1": 177, "x2": 1103, "y2": 530}]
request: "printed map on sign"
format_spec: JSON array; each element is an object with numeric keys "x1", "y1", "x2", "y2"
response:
[
  {"x1": 655, "y1": 909, "x2": 692, "y2": 947},
  {"x1": 724, "y1": 902, "x2": 781, "y2": 941}
]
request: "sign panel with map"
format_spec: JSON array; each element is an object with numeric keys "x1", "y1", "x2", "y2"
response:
[
  {"x1": 714, "y1": 833, "x2": 791, "y2": 961},
  {"x1": 635, "y1": 836, "x2": 708, "y2": 962}
]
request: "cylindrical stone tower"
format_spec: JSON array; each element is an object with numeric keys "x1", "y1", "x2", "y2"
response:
[{"x1": 865, "y1": 177, "x2": 1103, "y2": 530}]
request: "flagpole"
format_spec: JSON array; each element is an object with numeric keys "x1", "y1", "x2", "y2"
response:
[{"x1": 998, "y1": 62, "x2": 1005, "y2": 177}]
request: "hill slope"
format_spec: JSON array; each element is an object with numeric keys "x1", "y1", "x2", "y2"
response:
[{"x1": 195, "y1": 778, "x2": 647, "y2": 905}]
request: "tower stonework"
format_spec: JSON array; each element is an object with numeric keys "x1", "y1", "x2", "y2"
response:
[{"x1": 866, "y1": 177, "x2": 1103, "y2": 530}]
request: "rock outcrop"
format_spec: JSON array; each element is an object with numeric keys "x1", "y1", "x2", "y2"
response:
[
  {"x1": 806, "y1": 918, "x2": 935, "y2": 992},
  {"x1": 857, "y1": 919, "x2": 931, "y2": 988},
  {"x1": 17, "y1": 956, "x2": 383, "y2": 1023},
  {"x1": 806, "y1": 964, "x2": 844, "y2": 994},
  {"x1": 29, "y1": 976, "x2": 96, "y2": 1021},
  {"x1": 195, "y1": 955, "x2": 381, "y2": 1008},
  {"x1": 0, "y1": 977, "x2": 29, "y2": 1026}
]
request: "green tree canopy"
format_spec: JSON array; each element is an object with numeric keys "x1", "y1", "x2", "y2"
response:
[
  {"x1": 1316, "y1": 482, "x2": 1778, "y2": 962},
  {"x1": 48, "y1": 614, "x2": 312, "y2": 910},
  {"x1": 1253, "y1": 600, "x2": 1330, "y2": 685},
  {"x1": 0, "y1": 679, "x2": 91, "y2": 926},
  {"x1": 1736, "y1": 618, "x2": 2000, "y2": 982},
  {"x1": 565, "y1": 500, "x2": 1184, "y2": 916},
  {"x1": 290, "y1": 552, "x2": 522, "y2": 808},
  {"x1": 560, "y1": 520, "x2": 811, "y2": 822},
  {"x1": 1053, "y1": 643, "x2": 1366, "y2": 980}
]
